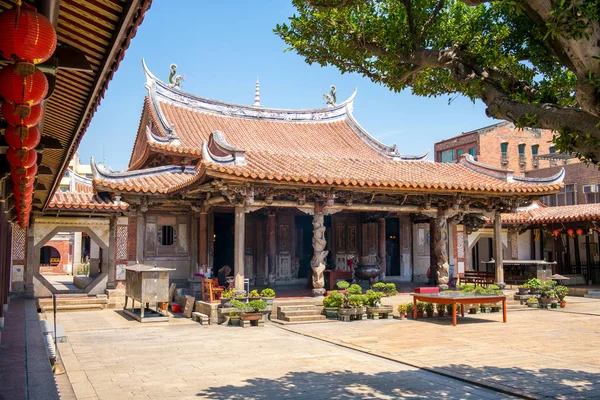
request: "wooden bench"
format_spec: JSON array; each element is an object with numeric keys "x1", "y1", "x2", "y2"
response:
[
  {"x1": 460, "y1": 271, "x2": 495, "y2": 287},
  {"x1": 191, "y1": 312, "x2": 210, "y2": 325}
]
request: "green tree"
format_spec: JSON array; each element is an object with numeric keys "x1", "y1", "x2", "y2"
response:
[{"x1": 275, "y1": 0, "x2": 600, "y2": 163}]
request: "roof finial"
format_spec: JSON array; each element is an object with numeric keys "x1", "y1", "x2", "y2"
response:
[
  {"x1": 323, "y1": 85, "x2": 337, "y2": 107},
  {"x1": 168, "y1": 64, "x2": 184, "y2": 90},
  {"x1": 253, "y1": 77, "x2": 261, "y2": 107}
]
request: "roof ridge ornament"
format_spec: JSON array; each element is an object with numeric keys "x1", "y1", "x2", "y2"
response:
[
  {"x1": 253, "y1": 77, "x2": 261, "y2": 107},
  {"x1": 201, "y1": 130, "x2": 246, "y2": 167},
  {"x1": 323, "y1": 85, "x2": 336, "y2": 108},
  {"x1": 168, "y1": 63, "x2": 184, "y2": 90}
]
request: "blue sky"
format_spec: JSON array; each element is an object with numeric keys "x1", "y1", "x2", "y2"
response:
[{"x1": 78, "y1": 0, "x2": 496, "y2": 171}]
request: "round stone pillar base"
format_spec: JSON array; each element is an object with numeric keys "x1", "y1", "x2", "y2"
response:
[{"x1": 312, "y1": 288, "x2": 326, "y2": 297}]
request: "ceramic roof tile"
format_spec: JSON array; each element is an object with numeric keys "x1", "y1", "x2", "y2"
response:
[
  {"x1": 48, "y1": 192, "x2": 128, "y2": 211},
  {"x1": 502, "y1": 204, "x2": 600, "y2": 224}
]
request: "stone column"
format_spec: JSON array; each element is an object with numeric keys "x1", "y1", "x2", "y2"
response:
[
  {"x1": 0, "y1": 198, "x2": 6, "y2": 317},
  {"x1": 378, "y1": 218, "x2": 386, "y2": 280},
  {"x1": 234, "y1": 205, "x2": 246, "y2": 290},
  {"x1": 136, "y1": 211, "x2": 145, "y2": 263},
  {"x1": 433, "y1": 209, "x2": 450, "y2": 289},
  {"x1": 25, "y1": 220, "x2": 36, "y2": 298},
  {"x1": 107, "y1": 216, "x2": 117, "y2": 289},
  {"x1": 267, "y1": 211, "x2": 277, "y2": 284},
  {"x1": 310, "y1": 203, "x2": 328, "y2": 296},
  {"x1": 73, "y1": 232, "x2": 82, "y2": 270},
  {"x1": 494, "y1": 210, "x2": 504, "y2": 283},
  {"x1": 198, "y1": 211, "x2": 208, "y2": 266}
]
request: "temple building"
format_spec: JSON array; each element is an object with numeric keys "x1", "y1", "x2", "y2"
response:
[{"x1": 65, "y1": 60, "x2": 561, "y2": 295}]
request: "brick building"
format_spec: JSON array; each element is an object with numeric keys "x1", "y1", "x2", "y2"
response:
[{"x1": 434, "y1": 122, "x2": 557, "y2": 175}]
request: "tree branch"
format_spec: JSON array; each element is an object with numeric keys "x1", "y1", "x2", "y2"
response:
[
  {"x1": 400, "y1": 0, "x2": 419, "y2": 50},
  {"x1": 420, "y1": 0, "x2": 445, "y2": 41}
]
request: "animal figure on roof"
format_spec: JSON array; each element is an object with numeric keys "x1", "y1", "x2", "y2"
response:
[
  {"x1": 323, "y1": 85, "x2": 336, "y2": 107},
  {"x1": 168, "y1": 64, "x2": 184, "y2": 89}
]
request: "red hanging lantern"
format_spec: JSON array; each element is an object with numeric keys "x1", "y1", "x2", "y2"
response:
[
  {"x1": 4, "y1": 125, "x2": 41, "y2": 150},
  {"x1": 6, "y1": 147, "x2": 37, "y2": 169},
  {"x1": 0, "y1": 3, "x2": 57, "y2": 64},
  {"x1": 14, "y1": 181, "x2": 34, "y2": 196},
  {"x1": 1, "y1": 101, "x2": 42, "y2": 127},
  {"x1": 0, "y1": 63, "x2": 48, "y2": 105},
  {"x1": 552, "y1": 229, "x2": 560, "y2": 238},
  {"x1": 11, "y1": 161, "x2": 38, "y2": 179},
  {"x1": 576, "y1": 228, "x2": 584, "y2": 236},
  {"x1": 567, "y1": 229, "x2": 575, "y2": 237}
]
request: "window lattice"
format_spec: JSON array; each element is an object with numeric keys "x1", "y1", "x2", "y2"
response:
[
  {"x1": 12, "y1": 226, "x2": 26, "y2": 262},
  {"x1": 116, "y1": 225, "x2": 128, "y2": 261}
]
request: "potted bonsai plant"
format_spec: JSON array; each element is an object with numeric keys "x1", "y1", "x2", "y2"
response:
[
  {"x1": 336, "y1": 280, "x2": 350, "y2": 294},
  {"x1": 383, "y1": 283, "x2": 398, "y2": 297},
  {"x1": 372, "y1": 282, "x2": 386, "y2": 293},
  {"x1": 365, "y1": 290, "x2": 393, "y2": 318},
  {"x1": 446, "y1": 303, "x2": 454, "y2": 315},
  {"x1": 527, "y1": 278, "x2": 543, "y2": 295},
  {"x1": 416, "y1": 301, "x2": 425, "y2": 318},
  {"x1": 436, "y1": 303, "x2": 446, "y2": 317},
  {"x1": 229, "y1": 299, "x2": 246, "y2": 326},
  {"x1": 424, "y1": 302, "x2": 435, "y2": 317},
  {"x1": 220, "y1": 288, "x2": 235, "y2": 307},
  {"x1": 397, "y1": 304, "x2": 408, "y2": 319},
  {"x1": 260, "y1": 288, "x2": 276, "y2": 305},
  {"x1": 240, "y1": 299, "x2": 267, "y2": 322},
  {"x1": 249, "y1": 289, "x2": 261, "y2": 299},
  {"x1": 405, "y1": 302, "x2": 414, "y2": 318},
  {"x1": 555, "y1": 285, "x2": 568, "y2": 308},
  {"x1": 349, "y1": 294, "x2": 366, "y2": 319},
  {"x1": 322, "y1": 290, "x2": 343, "y2": 319},
  {"x1": 518, "y1": 283, "x2": 530, "y2": 295},
  {"x1": 526, "y1": 297, "x2": 539, "y2": 308},
  {"x1": 539, "y1": 286, "x2": 557, "y2": 308}
]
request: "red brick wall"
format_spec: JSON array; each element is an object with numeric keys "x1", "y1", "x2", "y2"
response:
[
  {"x1": 127, "y1": 216, "x2": 137, "y2": 261},
  {"x1": 526, "y1": 161, "x2": 600, "y2": 204},
  {"x1": 39, "y1": 239, "x2": 70, "y2": 274}
]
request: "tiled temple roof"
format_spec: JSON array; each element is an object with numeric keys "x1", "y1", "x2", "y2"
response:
[
  {"x1": 502, "y1": 203, "x2": 600, "y2": 224},
  {"x1": 48, "y1": 191, "x2": 128, "y2": 211},
  {"x1": 93, "y1": 62, "x2": 565, "y2": 196}
]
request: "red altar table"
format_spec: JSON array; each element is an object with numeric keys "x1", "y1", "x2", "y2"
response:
[
  {"x1": 411, "y1": 293, "x2": 507, "y2": 326},
  {"x1": 324, "y1": 270, "x2": 353, "y2": 291}
]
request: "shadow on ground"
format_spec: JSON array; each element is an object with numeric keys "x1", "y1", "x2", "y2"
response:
[{"x1": 195, "y1": 366, "x2": 600, "y2": 399}]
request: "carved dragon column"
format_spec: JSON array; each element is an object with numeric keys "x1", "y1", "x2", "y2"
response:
[
  {"x1": 234, "y1": 205, "x2": 246, "y2": 290},
  {"x1": 310, "y1": 203, "x2": 328, "y2": 296},
  {"x1": 198, "y1": 210, "x2": 208, "y2": 266},
  {"x1": 434, "y1": 209, "x2": 450, "y2": 289},
  {"x1": 267, "y1": 210, "x2": 277, "y2": 285}
]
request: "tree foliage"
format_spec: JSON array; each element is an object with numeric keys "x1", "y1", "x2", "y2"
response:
[{"x1": 275, "y1": 0, "x2": 600, "y2": 163}]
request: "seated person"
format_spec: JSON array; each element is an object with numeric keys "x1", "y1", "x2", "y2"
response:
[{"x1": 217, "y1": 265, "x2": 232, "y2": 288}]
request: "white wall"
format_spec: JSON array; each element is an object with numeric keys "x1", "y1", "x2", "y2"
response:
[{"x1": 517, "y1": 231, "x2": 531, "y2": 260}]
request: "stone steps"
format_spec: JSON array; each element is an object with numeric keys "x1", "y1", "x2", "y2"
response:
[
  {"x1": 276, "y1": 305, "x2": 326, "y2": 323},
  {"x1": 37, "y1": 295, "x2": 109, "y2": 312}
]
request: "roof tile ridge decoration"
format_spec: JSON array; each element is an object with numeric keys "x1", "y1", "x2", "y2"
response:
[
  {"x1": 142, "y1": 58, "x2": 354, "y2": 123},
  {"x1": 68, "y1": 168, "x2": 93, "y2": 186},
  {"x1": 144, "y1": 126, "x2": 203, "y2": 156},
  {"x1": 201, "y1": 130, "x2": 246, "y2": 167},
  {"x1": 511, "y1": 168, "x2": 565, "y2": 185},
  {"x1": 344, "y1": 110, "x2": 429, "y2": 161},
  {"x1": 92, "y1": 157, "x2": 196, "y2": 182},
  {"x1": 127, "y1": 96, "x2": 153, "y2": 169}
]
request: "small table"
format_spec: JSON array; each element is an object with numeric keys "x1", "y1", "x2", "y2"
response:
[
  {"x1": 411, "y1": 293, "x2": 507, "y2": 326},
  {"x1": 324, "y1": 270, "x2": 353, "y2": 291}
]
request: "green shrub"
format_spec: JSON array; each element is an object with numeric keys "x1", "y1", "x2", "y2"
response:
[
  {"x1": 365, "y1": 290, "x2": 383, "y2": 307},
  {"x1": 446, "y1": 303, "x2": 453, "y2": 314},
  {"x1": 424, "y1": 302, "x2": 434, "y2": 313},
  {"x1": 527, "y1": 278, "x2": 542, "y2": 289},
  {"x1": 247, "y1": 300, "x2": 267, "y2": 312},
  {"x1": 457, "y1": 284, "x2": 475, "y2": 293},
  {"x1": 336, "y1": 280, "x2": 350, "y2": 290},
  {"x1": 347, "y1": 284, "x2": 363, "y2": 295},
  {"x1": 229, "y1": 299, "x2": 247, "y2": 311},
  {"x1": 555, "y1": 285, "x2": 569, "y2": 300},
  {"x1": 372, "y1": 282, "x2": 386, "y2": 291},
  {"x1": 397, "y1": 304, "x2": 408, "y2": 314},
  {"x1": 406, "y1": 302, "x2": 414, "y2": 314},
  {"x1": 260, "y1": 288, "x2": 276, "y2": 298},
  {"x1": 384, "y1": 283, "x2": 398, "y2": 296},
  {"x1": 221, "y1": 288, "x2": 235, "y2": 298},
  {"x1": 527, "y1": 297, "x2": 538, "y2": 304},
  {"x1": 249, "y1": 290, "x2": 261, "y2": 298},
  {"x1": 416, "y1": 301, "x2": 426, "y2": 312},
  {"x1": 348, "y1": 294, "x2": 365, "y2": 307},
  {"x1": 323, "y1": 291, "x2": 344, "y2": 308}
]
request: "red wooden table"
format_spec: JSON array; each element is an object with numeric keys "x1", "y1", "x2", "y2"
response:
[
  {"x1": 411, "y1": 293, "x2": 507, "y2": 326},
  {"x1": 324, "y1": 270, "x2": 353, "y2": 291}
]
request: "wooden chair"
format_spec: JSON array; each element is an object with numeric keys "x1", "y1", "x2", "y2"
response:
[{"x1": 202, "y1": 278, "x2": 223, "y2": 303}]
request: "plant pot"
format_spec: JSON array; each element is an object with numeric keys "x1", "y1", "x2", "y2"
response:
[
  {"x1": 468, "y1": 308, "x2": 478, "y2": 314},
  {"x1": 399, "y1": 313, "x2": 406, "y2": 319},
  {"x1": 367, "y1": 305, "x2": 393, "y2": 315},
  {"x1": 540, "y1": 298, "x2": 553, "y2": 305},
  {"x1": 230, "y1": 316, "x2": 240, "y2": 326},
  {"x1": 518, "y1": 287, "x2": 530, "y2": 295},
  {"x1": 527, "y1": 303, "x2": 538, "y2": 308},
  {"x1": 529, "y1": 289, "x2": 541, "y2": 295},
  {"x1": 353, "y1": 306, "x2": 366, "y2": 316},
  {"x1": 426, "y1": 311, "x2": 434, "y2": 318},
  {"x1": 490, "y1": 307, "x2": 501, "y2": 313},
  {"x1": 240, "y1": 312, "x2": 263, "y2": 321},
  {"x1": 560, "y1": 300, "x2": 566, "y2": 308},
  {"x1": 437, "y1": 311, "x2": 445, "y2": 317},
  {"x1": 261, "y1": 296, "x2": 275, "y2": 306},
  {"x1": 550, "y1": 303, "x2": 560, "y2": 309},
  {"x1": 338, "y1": 308, "x2": 353, "y2": 318},
  {"x1": 236, "y1": 297, "x2": 250, "y2": 303},
  {"x1": 324, "y1": 307, "x2": 339, "y2": 319},
  {"x1": 416, "y1": 311, "x2": 424, "y2": 318},
  {"x1": 220, "y1": 298, "x2": 232, "y2": 307}
]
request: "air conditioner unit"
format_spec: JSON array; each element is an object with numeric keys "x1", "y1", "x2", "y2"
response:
[{"x1": 583, "y1": 185, "x2": 598, "y2": 193}]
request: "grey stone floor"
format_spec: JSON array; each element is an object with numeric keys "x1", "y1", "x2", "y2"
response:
[{"x1": 55, "y1": 309, "x2": 514, "y2": 399}]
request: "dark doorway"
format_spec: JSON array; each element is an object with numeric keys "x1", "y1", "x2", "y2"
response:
[
  {"x1": 386, "y1": 218, "x2": 400, "y2": 276},
  {"x1": 295, "y1": 215, "x2": 313, "y2": 278},
  {"x1": 214, "y1": 212, "x2": 234, "y2": 273},
  {"x1": 472, "y1": 237, "x2": 493, "y2": 272}
]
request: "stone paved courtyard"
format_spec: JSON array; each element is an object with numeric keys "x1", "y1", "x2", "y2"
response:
[{"x1": 53, "y1": 295, "x2": 600, "y2": 400}]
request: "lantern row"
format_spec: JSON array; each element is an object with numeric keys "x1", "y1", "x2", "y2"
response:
[{"x1": 0, "y1": 2, "x2": 56, "y2": 227}]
